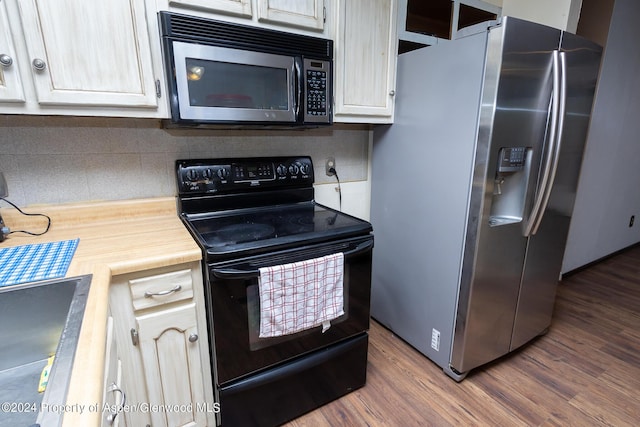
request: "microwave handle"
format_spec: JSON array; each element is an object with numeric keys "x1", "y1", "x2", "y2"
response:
[
  {"x1": 293, "y1": 58, "x2": 302, "y2": 118},
  {"x1": 211, "y1": 239, "x2": 373, "y2": 279}
]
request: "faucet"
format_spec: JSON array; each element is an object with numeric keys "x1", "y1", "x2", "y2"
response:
[{"x1": 0, "y1": 213, "x2": 8, "y2": 242}]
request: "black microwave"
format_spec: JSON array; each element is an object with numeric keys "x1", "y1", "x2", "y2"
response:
[{"x1": 159, "y1": 12, "x2": 333, "y2": 127}]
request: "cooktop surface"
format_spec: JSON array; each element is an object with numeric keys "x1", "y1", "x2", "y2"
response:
[{"x1": 183, "y1": 202, "x2": 372, "y2": 258}]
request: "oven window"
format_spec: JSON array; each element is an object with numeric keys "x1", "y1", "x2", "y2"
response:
[
  {"x1": 246, "y1": 266, "x2": 350, "y2": 351},
  {"x1": 185, "y1": 58, "x2": 289, "y2": 110}
]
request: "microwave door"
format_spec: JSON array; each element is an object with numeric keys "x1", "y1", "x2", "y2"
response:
[{"x1": 171, "y1": 41, "x2": 297, "y2": 124}]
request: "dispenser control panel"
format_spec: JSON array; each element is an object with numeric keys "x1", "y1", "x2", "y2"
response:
[{"x1": 497, "y1": 147, "x2": 527, "y2": 173}]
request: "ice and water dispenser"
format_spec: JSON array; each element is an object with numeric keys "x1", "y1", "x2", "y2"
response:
[{"x1": 489, "y1": 146, "x2": 531, "y2": 227}]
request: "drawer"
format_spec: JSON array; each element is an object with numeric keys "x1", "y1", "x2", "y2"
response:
[{"x1": 129, "y1": 269, "x2": 194, "y2": 311}]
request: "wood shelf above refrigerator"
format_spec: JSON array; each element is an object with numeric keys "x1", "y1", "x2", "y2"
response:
[{"x1": 398, "y1": 0, "x2": 502, "y2": 53}]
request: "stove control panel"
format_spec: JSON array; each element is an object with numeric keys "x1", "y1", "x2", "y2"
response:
[{"x1": 176, "y1": 156, "x2": 314, "y2": 194}]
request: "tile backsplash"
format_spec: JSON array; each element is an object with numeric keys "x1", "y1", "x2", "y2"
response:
[{"x1": 0, "y1": 115, "x2": 370, "y2": 207}]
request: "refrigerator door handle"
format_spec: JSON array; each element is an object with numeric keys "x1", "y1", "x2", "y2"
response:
[
  {"x1": 524, "y1": 50, "x2": 567, "y2": 236},
  {"x1": 531, "y1": 51, "x2": 567, "y2": 235}
]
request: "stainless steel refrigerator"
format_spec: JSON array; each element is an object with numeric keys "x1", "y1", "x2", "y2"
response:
[{"x1": 370, "y1": 17, "x2": 602, "y2": 381}]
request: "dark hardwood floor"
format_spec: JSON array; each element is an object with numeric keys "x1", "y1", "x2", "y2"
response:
[{"x1": 285, "y1": 245, "x2": 640, "y2": 426}]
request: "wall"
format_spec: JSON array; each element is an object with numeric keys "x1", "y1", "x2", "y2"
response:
[
  {"x1": 576, "y1": 0, "x2": 614, "y2": 46},
  {"x1": 482, "y1": 0, "x2": 503, "y2": 7},
  {"x1": 502, "y1": 0, "x2": 582, "y2": 31},
  {"x1": 0, "y1": 115, "x2": 371, "y2": 219},
  {"x1": 562, "y1": 0, "x2": 640, "y2": 272}
]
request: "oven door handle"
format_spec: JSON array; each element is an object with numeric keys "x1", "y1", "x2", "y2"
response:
[
  {"x1": 211, "y1": 239, "x2": 373, "y2": 279},
  {"x1": 211, "y1": 268, "x2": 260, "y2": 280},
  {"x1": 342, "y1": 238, "x2": 374, "y2": 258}
]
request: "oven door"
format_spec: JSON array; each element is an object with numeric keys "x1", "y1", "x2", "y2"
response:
[
  {"x1": 169, "y1": 41, "x2": 299, "y2": 125},
  {"x1": 206, "y1": 235, "x2": 373, "y2": 386}
]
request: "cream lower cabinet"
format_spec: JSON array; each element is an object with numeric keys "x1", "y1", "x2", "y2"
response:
[
  {"x1": 332, "y1": 0, "x2": 398, "y2": 123},
  {"x1": 102, "y1": 316, "x2": 128, "y2": 427},
  {"x1": 109, "y1": 262, "x2": 215, "y2": 427},
  {"x1": 1, "y1": 0, "x2": 164, "y2": 117},
  {"x1": 136, "y1": 303, "x2": 208, "y2": 427}
]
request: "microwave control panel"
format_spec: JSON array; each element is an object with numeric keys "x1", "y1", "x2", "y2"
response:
[{"x1": 304, "y1": 58, "x2": 330, "y2": 122}]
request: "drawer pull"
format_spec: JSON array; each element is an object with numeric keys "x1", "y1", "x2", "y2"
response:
[{"x1": 144, "y1": 284, "x2": 182, "y2": 298}]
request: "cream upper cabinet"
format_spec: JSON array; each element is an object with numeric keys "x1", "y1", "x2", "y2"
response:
[
  {"x1": 162, "y1": 0, "x2": 326, "y2": 33},
  {"x1": 257, "y1": 0, "x2": 325, "y2": 31},
  {"x1": 0, "y1": 0, "x2": 25, "y2": 102},
  {"x1": 0, "y1": 0, "x2": 165, "y2": 116},
  {"x1": 332, "y1": 0, "x2": 398, "y2": 123},
  {"x1": 16, "y1": 0, "x2": 157, "y2": 107},
  {"x1": 167, "y1": 0, "x2": 253, "y2": 18}
]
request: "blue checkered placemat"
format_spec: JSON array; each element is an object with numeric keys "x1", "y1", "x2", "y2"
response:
[{"x1": 0, "y1": 239, "x2": 80, "y2": 287}]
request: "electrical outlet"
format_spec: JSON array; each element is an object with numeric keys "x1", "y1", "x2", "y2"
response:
[
  {"x1": 630, "y1": 215, "x2": 635, "y2": 227},
  {"x1": 431, "y1": 328, "x2": 440, "y2": 351},
  {"x1": 326, "y1": 157, "x2": 336, "y2": 176}
]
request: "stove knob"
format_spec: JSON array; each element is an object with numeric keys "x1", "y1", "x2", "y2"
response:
[
  {"x1": 299, "y1": 163, "x2": 310, "y2": 175},
  {"x1": 288, "y1": 164, "x2": 299, "y2": 175},
  {"x1": 276, "y1": 164, "x2": 287, "y2": 177},
  {"x1": 185, "y1": 169, "x2": 198, "y2": 181},
  {"x1": 202, "y1": 168, "x2": 213, "y2": 180},
  {"x1": 217, "y1": 168, "x2": 229, "y2": 180}
]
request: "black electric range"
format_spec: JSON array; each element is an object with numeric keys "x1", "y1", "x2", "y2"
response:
[{"x1": 176, "y1": 156, "x2": 374, "y2": 426}]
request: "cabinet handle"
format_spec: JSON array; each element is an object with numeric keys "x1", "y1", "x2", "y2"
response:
[
  {"x1": 106, "y1": 382, "x2": 126, "y2": 425},
  {"x1": 389, "y1": 90, "x2": 396, "y2": 96},
  {"x1": 189, "y1": 333, "x2": 199, "y2": 343},
  {"x1": 0, "y1": 54, "x2": 12, "y2": 67},
  {"x1": 144, "y1": 284, "x2": 182, "y2": 298},
  {"x1": 130, "y1": 328, "x2": 139, "y2": 346},
  {"x1": 32, "y1": 58, "x2": 46, "y2": 71}
]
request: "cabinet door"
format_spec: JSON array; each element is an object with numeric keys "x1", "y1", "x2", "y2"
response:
[
  {"x1": 167, "y1": 0, "x2": 252, "y2": 17},
  {"x1": 333, "y1": 0, "x2": 398, "y2": 123},
  {"x1": 257, "y1": 0, "x2": 325, "y2": 31},
  {"x1": 15, "y1": 0, "x2": 158, "y2": 107},
  {"x1": 102, "y1": 317, "x2": 127, "y2": 427},
  {"x1": 0, "y1": 0, "x2": 25, "y2": 102},
  {"x1": 137, "y1": 303, "x2": 208, "y2": 427}
]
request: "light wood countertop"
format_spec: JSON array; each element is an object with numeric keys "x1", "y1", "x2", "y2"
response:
[{"x1": 0, "y1": 197, "x2": 201, "y2": 426}]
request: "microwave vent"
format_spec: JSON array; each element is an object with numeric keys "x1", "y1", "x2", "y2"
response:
[{"x1": 160, "y1": 12, "x2": 333, "y2": 60}]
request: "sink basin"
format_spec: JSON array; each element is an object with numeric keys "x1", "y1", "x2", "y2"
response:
[{"x1": 0, "y1": 275, "x2": 91, "y2": 427}]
